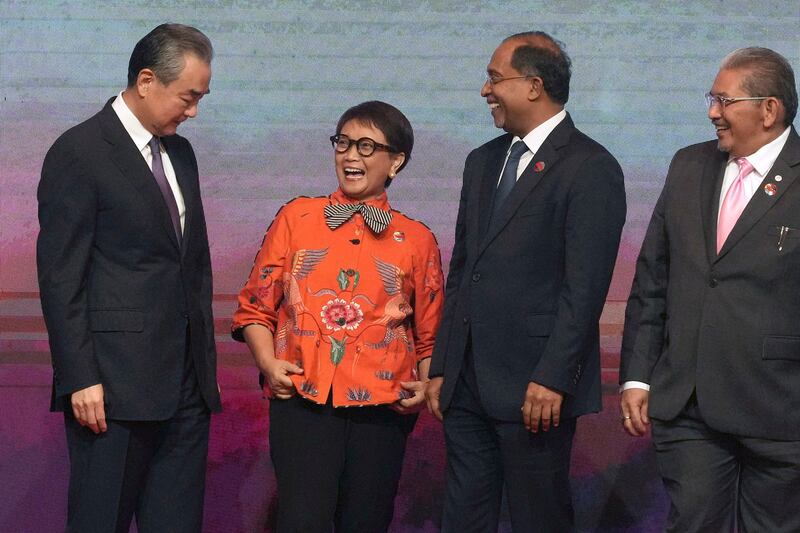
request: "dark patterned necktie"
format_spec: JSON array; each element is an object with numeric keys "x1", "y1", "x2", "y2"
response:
[
  {"x1": 492, "y1": 140, "x2": 529, "y2": 218},
  {"x1": 324, "y1": 202, "x2": 393, "y2": 234},
  {"x1": 148, "y1": 136, "x2": 182, "y2": 245}
]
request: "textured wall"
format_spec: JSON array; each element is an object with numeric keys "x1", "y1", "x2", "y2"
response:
[{"x1": 1, "y1": 1, "x2": 798, "y2": 531}]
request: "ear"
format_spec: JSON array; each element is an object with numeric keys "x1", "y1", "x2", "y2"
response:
[
  {"x1": 527, "y1": 76, "x2": 544, "y2": 101},
  {"x1": 390, "y1": 152, "x2": 406, "y2": 176},
  {"x1": 135, "y1": 68, "x2": 157, "y2": 97},
  {"x1": 762, "y1": 97, "x2": 782, "y2": 129}
]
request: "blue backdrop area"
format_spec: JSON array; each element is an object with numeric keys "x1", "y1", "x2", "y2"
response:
[{"x1": 1, "y1": 1, "x2": 798, "y2": 531}]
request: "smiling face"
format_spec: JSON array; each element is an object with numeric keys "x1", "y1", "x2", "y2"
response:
[
  {"x1": 134, "y1": 53, "x2": 211, "y2": 136},
  {"x1": 334, "y1": 120, "x2": 405, "y2": 202},
  {"x1": 480, "y1": 39, "x2": 539, "y2": 137},
  {"x1": 708, "y1": 68, "x2": 769, "y2": 157}
]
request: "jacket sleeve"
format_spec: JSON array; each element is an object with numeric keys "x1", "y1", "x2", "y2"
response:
[
  {"x1": 530, "y1": 150, "x2": 627, "y2": 394},
  {"x1": 409, "y1": 229, "x2": 445, "y2": 364},
  {"x1": 620, "y1": 162, "x2": 673, "y2": 384},
  {"x1": 37, "y1": 135, "x2": 101, "y2": 399},
  {"x1": 428, "y1": 153, "x2": 472, "y2": 377},
  {"x1": 231, "y1": 204, "x2": 291, "y2": 340}
]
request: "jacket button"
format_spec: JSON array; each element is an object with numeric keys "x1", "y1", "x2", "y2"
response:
[
  {"x1": 463, "y1": 316, "x2": 470, "y2": 324},
  {"x1": 709, "y1": 278, "x2": 718, "y2": 288},
  {"x1": 472, "y1": 273, "x2": 481, "y2": 282}
]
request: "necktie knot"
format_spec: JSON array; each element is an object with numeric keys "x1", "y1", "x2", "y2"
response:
[
  {"x1": 491, "y1": 140, "x2": 529, "y2": 220},
  {"x1": 735, "y1": 157, "x2": 754, "y2": 180},
  {"x1": 324, "y1": 202, "x2": 393, "y2": 234},
  {"x1": 507, "y1": 140, "x2": 529, "y2": 165}
]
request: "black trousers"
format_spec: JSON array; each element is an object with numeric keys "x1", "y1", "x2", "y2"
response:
[
  {"x1": 63, "y1": 356, "x2": 210, "y2": 533},
  {"x1": 652, "y1": 397, "x2": 800, "y2": 533},
  {"x1": 442, "y1": 368, "x2": 577, "y2": 533},
  {"x1": 268, "y1": 394, "x2": 417, "y2": 533}
]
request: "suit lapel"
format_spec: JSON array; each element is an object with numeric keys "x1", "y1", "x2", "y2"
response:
[
  {"x1": 716, "y1": 129, "x2": 800, "y2": 261},
  {"x1": 479, "y1": 116, "x2": 572, "y2": 253},
  {"x1": 475, "y1": 137, "x2": 510, "y2": 241},
  {"x1": 163, "y1": 136, "x2": 192, "y2": 256},
  {"x1": 99, "y1": 102, "x2": 181, "y2": 252},
  {"x1": 700, "y1": 148, "x2": 728, "y2": 265}
]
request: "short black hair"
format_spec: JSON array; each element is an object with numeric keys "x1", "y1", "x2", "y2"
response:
[
  {"x1": 504, "y1": 31, "x2": 572, "y2": 105},
  {"x1": 127, "y1": 23, "x2": 213, "y2": 87},
  {"x1": 336, "y1": 101, "x2": 414, "y2": 187}
]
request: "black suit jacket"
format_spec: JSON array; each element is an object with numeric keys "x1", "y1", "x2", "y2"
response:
[
  {"x1": 621, "y1": 128, "x2": 800, "y2": 440},
  {"x1": 37, "y1": 99, "x2": 222, "y2": 420},
  {"x1": 430, "y1": 114, "x2": 626, "y2": 421}
]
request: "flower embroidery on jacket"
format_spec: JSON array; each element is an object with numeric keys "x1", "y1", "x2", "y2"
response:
[{"x1": 320, "y1": 298, "x2": 364, "y2": 331}]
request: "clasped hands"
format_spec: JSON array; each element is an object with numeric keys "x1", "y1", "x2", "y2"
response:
[{"x1": 259, "y1": 358, "x2": 427, "y2": 414}]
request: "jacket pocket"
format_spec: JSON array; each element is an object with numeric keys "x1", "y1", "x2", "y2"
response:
[
  {"x1": 763, "y1": 335, "x2": 800, "y2": 361},
  {"x1": 526, "y1": 314, "x2": 556, "y2": 337},
  {"x1": 518, "y1": 202, "x2": 555, "y2": 218},
  {"x1": 89, "y1": 309, "x2": 144, "y2": 332}
]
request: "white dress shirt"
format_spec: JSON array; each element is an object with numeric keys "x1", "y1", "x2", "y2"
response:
[
  {"x1": 111, "y1": 92, "x2": 186, "y2": 233},
  {"x1": 497, "y1": 109, "x2": 567, "y2": 184},
  {"x1": 717, "y1": 126, "x2": 791, "y2": 219}
]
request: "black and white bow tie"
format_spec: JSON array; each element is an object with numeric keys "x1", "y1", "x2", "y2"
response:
[{"x1": 324, "y1": 202, "x2": 392, "y2": 234}]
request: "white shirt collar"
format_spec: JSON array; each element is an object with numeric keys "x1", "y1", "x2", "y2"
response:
[
  {"x1": 510, "y1": 109, "x2": 567, "y2": 155},
  {"x1": 733, "y1": 126, "x2": 791, "y2": 177},
  {"x1": 111, "y1": 91, "x2": 155, "y2": 152}
]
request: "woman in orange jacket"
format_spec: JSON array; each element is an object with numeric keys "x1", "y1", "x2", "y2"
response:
[{"x1": 232, "y1": 101, "x2": 444, "y2": 532}]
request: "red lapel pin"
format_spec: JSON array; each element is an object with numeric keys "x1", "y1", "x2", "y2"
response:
[{"x1": 533, "y1": 161, "x2": 545, "y2": 172}]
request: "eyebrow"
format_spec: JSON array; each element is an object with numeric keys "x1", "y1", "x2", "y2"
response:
[{"x1": 188, "y1": 88, "x2": 210, "y2": 97}]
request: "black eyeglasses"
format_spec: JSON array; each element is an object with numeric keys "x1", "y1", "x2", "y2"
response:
[
  {"x1": 330, "y1": 134, "x2": 397, "y2": 157},
  {"x1": 485, "y1": 74, "x2": 534, "y2": 86}
]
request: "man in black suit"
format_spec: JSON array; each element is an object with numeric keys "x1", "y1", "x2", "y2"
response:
[
  {"x1": 621, "y1": 47, "x2": 800, "y2": 532},
  {"x1": 425, "y1": 31, "x2": 626, "y2": 532},
  {"x1": 37, "y1": 24, "x2": 221, "y2": 532}
]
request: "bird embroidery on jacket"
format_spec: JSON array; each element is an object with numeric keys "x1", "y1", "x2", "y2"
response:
[
  {"x1": 367, "y1": 256, "x2": 413, "y2": 351},
  {"x1": 280, "y1": 248, "x2": 329, "y2": 345}
]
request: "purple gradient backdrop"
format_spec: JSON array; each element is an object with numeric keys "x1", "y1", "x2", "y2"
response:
[{"x1": 2, "y1": 1, "x2": 798, "y2": 531}]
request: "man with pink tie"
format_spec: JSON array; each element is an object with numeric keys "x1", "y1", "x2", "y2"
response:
[{"x1": 620, "y1": 47, "x2": 800, "y2": 532}]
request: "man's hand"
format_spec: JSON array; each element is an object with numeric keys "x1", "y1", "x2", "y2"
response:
[
  {"x1": 71, "y1": 383, "x2": 107, "y2": 434},
  {"x1": 391, "y1": 380, "x2": 427, "y2": 414},
  {"x1": 425, "y1": 376, "x2": 444, "y2": 421},
  {"x1": 259, "y1": 358, "x2": 303, "y2": 400},
  {"x1": 522, "y1": 381, "x2": 563, "y2": 433},
  {"x1": 620, "y1": 388, "x2": 650, "y2": 437}
]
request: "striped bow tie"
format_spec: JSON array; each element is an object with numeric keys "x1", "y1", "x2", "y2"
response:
[{"x1": 324, "y1": 202, "x2": 393, "y2": 234}]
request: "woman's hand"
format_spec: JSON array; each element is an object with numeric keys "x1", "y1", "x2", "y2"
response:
[
  {"x1": 260, "y1": 358, "x2": 303, "y2": 399},
  {"x1": 390, "y1": 379, "x2": 427, "y2": 414},
  {"x1": 242, "y1": 324, "x2": 302, "y2": 400}
]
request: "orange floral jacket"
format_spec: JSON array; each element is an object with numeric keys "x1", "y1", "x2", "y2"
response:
[{"x1": 232, "y1": 189, "x2": 444, "y2": 406}]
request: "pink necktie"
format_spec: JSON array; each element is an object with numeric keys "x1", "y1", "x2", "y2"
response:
[{"x1": 717, "y1": 157, "x2": 754, "y2": 252}]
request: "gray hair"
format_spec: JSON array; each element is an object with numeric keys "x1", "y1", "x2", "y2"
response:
[
  {"x1": 127, "y1": 23, "x2": 213, "y2": 87},
  {"x1": 721, "y1": 47, "x2": 797, "y2": 127}
]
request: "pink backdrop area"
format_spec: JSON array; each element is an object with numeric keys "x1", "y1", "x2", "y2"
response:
[{"x1": 1, "y1": 364, "x2": 666, "y2": 532}]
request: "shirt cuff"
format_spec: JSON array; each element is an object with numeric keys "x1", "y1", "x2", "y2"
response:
[{"x1": 620, "y1": 381, "x2": 650, "y2": 392}]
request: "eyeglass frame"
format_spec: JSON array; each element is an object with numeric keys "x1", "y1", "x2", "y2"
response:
[
  {"x1": 485, "y1": 74, "x2": 536, "y2": 87},
  {"x1": 705, "y1": 92, "x2": 774, "y2": 109},
  {"x1": 329, "y1": 134, "x2": 398, "y2": 157}
]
